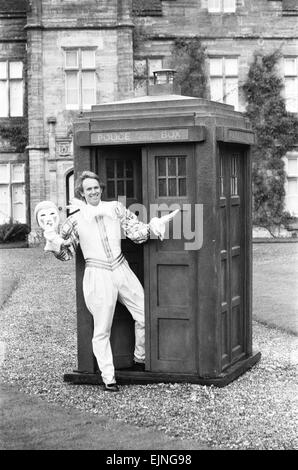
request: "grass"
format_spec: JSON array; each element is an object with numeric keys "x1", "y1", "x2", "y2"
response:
[{"x1": 0, "y1": 246, "x2": 297, "y2": 450}]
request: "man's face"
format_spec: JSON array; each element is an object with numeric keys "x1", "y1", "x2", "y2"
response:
[
  {"x1": 37, "y1": 207, "x2": 59, "y2": 231},
  {"x1": 81, "y1": 178, "x2": 102, "y2": 206}
]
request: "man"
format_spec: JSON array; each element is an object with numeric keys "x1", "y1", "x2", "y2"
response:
[{"x1": 41, "y1": 170, "x2": 171, "y2": 392}]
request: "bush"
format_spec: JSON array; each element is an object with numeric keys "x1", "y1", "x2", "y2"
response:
[{"x1": 0, "y1": 221, "x2": 30, "y2": 243}]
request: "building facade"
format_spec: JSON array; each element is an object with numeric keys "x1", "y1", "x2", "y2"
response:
[{"x1": 0, "y1": 0, "x2": 297, "y2": 230}]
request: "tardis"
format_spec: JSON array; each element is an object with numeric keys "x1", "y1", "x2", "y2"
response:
[{"x1": 64, "y1": 71, "x2": 261, "y2": 387}]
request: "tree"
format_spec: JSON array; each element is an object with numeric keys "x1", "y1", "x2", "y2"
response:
[
  {"x1": 170, "y1": 38, "x2": 207, "y2": 98},
  {"x1": 243, "y1": 51, "x2": 298, "y2": 235}
]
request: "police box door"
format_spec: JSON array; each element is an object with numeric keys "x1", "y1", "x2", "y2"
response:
[
  {"x1": 219, "y1": 145, "x2": 248, "y2": 371},
  {"x1": 94, "y1": 146, "x2": 143, "y2": 369},
  {"x1": 143, "y1": 144, "x2": 197, "y2": 373}
]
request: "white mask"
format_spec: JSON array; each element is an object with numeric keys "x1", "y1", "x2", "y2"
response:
[{"x1": 36, "y1": 206, "x2": 60, "y2": 233}]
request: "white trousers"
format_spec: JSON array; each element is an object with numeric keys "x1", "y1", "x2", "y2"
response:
[{"x1": 83, "y1": 259, "x2": 145, "y2": 385}]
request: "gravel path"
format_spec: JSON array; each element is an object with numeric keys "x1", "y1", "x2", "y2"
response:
[{"x1": 0, "y1": 248, "x2": 297, "y2": 450}]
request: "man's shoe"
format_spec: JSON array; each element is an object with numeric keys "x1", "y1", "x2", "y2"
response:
[
  {"x1": 132, "y1": 361, "x2": 145, "y2": 372},
  {"x1": 104, "y1": 383, "x2": 119, "y2": 392}
]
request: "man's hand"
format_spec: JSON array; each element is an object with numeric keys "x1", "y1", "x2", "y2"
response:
[
  {"x1": 43, "y1": 230, "x2": 71, "y2": 253},
  {"x1": 149, "y1": 209, "x2": 179, "y2": 241}
]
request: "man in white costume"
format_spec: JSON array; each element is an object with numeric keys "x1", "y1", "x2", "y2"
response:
[{"x1": 37, "y1": 170, "x2": 175, "y2": 392}]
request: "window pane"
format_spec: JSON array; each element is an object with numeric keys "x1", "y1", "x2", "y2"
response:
[
  {"x1": 225, "y1": 58, "x2": 238, "y2": 76},
  {"x1": 134, "y1": 59, "x2": 147, "y2": 78},
  {"x1": 284, "y1": 58, "x2": 296, "y2": 76},
  {"x1": 288, "y1": 178, "x2": 298, "y2": 195},
  {"x1": 10, "y1": 80, "x2": 23, "y2": 117},
  {"x1": 288, "y1": 159, "x2": 298, "y2": 175},
  {"x1": 107, "y1": 180, "x2": 115, "y2": 198},
  {"x1": 0, "y1": 164, "x2": 10, "y2": 183},
  {"x1": 148, "y1": 58, "x2": 163, "y2": 77},
  {"x1": 9, "y1": 62, "x2": 23, "y2": 79},
  {"x1": 168, "y1": 178, "x2": 177, "y2": 196},
  {"x1": 126, "y1": 180, "x2": 134, "y2": 198},
  {"x1": 223, "y1": 0, "x2": 236, "y2": 13},
  {"x1": 12, "y1": 183, "x2": 25, "y2": 223},
  {"x1": 0, "y1": 80, "x2": 8, "y2": 117},
  {"x1": 65, "y1": 50, "x2": 78, "y2": 68},
  {"x1": 0, "y1": 184, "x2": 10, "y2": 223},
  {"x1": 106, "y1": 160, "x2": 114, "y2": 179},
  {"x1": 158, "y1": 179, "x2": 167, "y2": 197},
  {"x1": 0, "y1": 62, "x2": 7, "y2": 79},
  {"x1": 126, "y1": 160, "x2": 133, "y2": 178},
  {"x1": 285, "y1": 78, "x2": 298, "y2": 113},
  {"x1": 225, "y1": 78, "x2": 238, "y2": 109},
  {"x1": 117, "y1": 160, "x2": 124, "y2": 178},
  {"x1": 210, "y1": 58, "x2": 223, "y2": 76},
  {"x1": 178, "y1": 157, "x2": 186, "y2": 176},
  {"x1": 82, "y1": 50, "x2": 95, "y2": 69},
  {"x1": 82, "y1": 71, "x2": 95, "y2": 88},
  {"x1": 210, "y1": 77, "x2": 224, "y2": 102},
  {"x1": 82, "y1": 71, "x2": 96, "y2": 106},
  {"x1": 178, "y1": 178, "x2": 186, "y2": 196},
  {"x1": 66, "y1": 72, "x2": 78, "y2": 106},
  {"x1": 158, "y1": 157, "x2": 166, "y2": 176},
  {"x1": 12, "y1": 164, "x2": 25, "y2": 182},
  {"x1": 168, "y1": 158, "x2": 177, "y2": 176},
  {"x1": 134, "y1": 79, "x2": 147, "y2": 97},
  {"x1": 208, "y1": 0, "x2": 221, "y2": 13},
  {"x1": 117, "y1": 180, "x2": 125, "y2": 196}
]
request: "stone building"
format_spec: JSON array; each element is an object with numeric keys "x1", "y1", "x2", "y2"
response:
[{"x1": 0, "y1": 0, "x2": 297, "y2": 230}]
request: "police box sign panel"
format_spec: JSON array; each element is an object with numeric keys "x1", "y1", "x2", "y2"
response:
[
  {"x1": 90, "y1": 129, "x2": 189, "y2": 145},
  {"x1": 75, "y1": 127, "x2": 206, "y2": 146}
]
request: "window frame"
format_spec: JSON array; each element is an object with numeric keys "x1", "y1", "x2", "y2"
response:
[
  {"x1": 207, "y1": 0, "x2": 236, "y2": 14},
  {"x1": 283, "y1": 56, "x2": 298, "y2": 113},
  {"x1": 0, "y1": 59, "x2": 24, "y2": 118},
  {"x1": 64, "y1": 47, "x2": 97, "y2": 111},
  {"x1": 133, "y1": 56, "x2": 164, "y2": 96},
  {"x1": 0, "y1": 162, "x2": 26, "y2": 223},
  {"x1": 209, "y1": 56, "x2": 239, "y2": 110}
]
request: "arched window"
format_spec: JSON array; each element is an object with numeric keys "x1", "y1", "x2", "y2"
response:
[{"x1": 65, "y1": 169, "x2": 74, "y2": 216}]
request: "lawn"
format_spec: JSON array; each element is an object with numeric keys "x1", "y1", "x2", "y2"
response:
[{"x1": 0, "y1": 246, "x2": 297, "y2": 450}]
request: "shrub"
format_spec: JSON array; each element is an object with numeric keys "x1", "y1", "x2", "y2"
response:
[
  {"x1": 0, "y1": 221, "x2": 30, "y2": 243},
  {"x1": 242, "y1": 51, "x2": 298, "y2": 235}
]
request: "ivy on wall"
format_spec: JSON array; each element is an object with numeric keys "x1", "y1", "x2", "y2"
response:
[
  {"x1": 0, "y1": 123, "x2": 28, "y2": 153},
  {"x1": 170, "y1": 38, "x2": 208, "y2": 99},
  {"x1": 243, "y1": 51, "x2": 298, "y2": 235}
]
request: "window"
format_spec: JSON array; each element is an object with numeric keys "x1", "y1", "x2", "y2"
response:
[
  {"x1": 208, "y1": 0, "x2": 236, "y2": 13},
  {"x1": 0, "y1": 61, "x2": 23, "y2": 117},
  {"x1": 231, "y1": 155, "x2": 238, "y2": 196},
  {"x1": 64, "y1": 49, "x2": 96, "y2": 110},
  {"x1": 209, "y1": 57, "x2": 239, "y2": 110},
  {"x1": 106, "y1": 159, "x2": 135, "y2": 199},
  {"x1": 0, "y1": 163, "x2": 26, "y2": 223},
  {"x1": 134, "y1": 57, "x2": 163, "y2": 96},
  {"x1": 284, "y1": 57, "x2": 298, "y2": 113},
  {"x1": 157, "y1": 156, "x2": 187, "y2": 197},
  {"x1": 219, "y1": 155, "x2": 224, "y2": 197},
  {"x1": 285, "y1": 155, "x2": 298, "y2": 216}
]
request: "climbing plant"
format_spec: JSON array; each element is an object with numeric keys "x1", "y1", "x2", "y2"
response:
[
  {"x1": 0, "y1": 123, "x2": 28, "y2": 153},
  {"x1": 243, "y1": 51, "x2": 298, "y2": 235},
  {"x1": 170, "y1": 38, "x2": 208, "y2": 99}
]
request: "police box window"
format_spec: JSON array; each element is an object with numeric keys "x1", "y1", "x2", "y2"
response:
[
  {"x1": 106, "y1": 159, "x2": 135, "y2": 199},
  {"x1": 157, "y1": 156, "x2": 187, "y2": 197}
]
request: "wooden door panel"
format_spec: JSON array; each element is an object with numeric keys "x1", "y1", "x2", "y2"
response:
[
  {"x1": 145, "y1": 144, "x2": 197, "y2": 373},
  {"x1": 219, "y1": 146, "x2": 246, "y2": 370}
]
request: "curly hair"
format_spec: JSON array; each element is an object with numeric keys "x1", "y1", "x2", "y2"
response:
[{"x1": 74, "y1": 170, "x2": 105, "y2": 200}]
